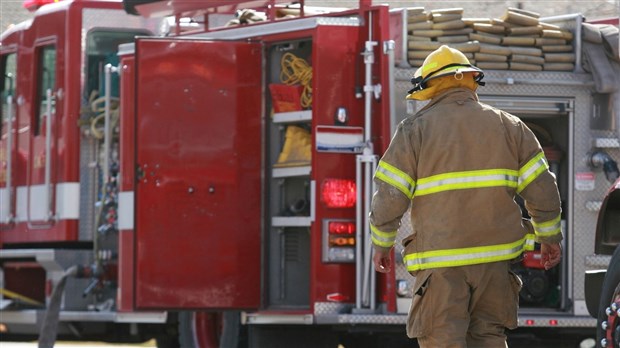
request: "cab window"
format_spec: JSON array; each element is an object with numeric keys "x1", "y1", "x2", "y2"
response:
[
  {"x1": 35, "y1": 45, "x2": 56, "y2": 136},
  {"x1": 84, "y1": 29, "x2": 150, "y2": 101},
  {"x1": 1, "y1": 52, "x2": 17, "y2": 135}
]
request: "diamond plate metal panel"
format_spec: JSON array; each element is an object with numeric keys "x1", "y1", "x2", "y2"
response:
[
  {"x1": 78, "y1": 136, "x2": 97, "y2": 241},
  {"x1": 325, "y1": 314, "x2": 407, "y2": 325},
  {"x1": 595, "y1": 137, "x2": 620, "y2": 148},
  {"x1": 585, "y1": 255, "x2": 612, "y2": 270},
  {"x1": 314, "y1": 302, "x2": 353, "y2": 316},
  {"x1": 315, "y1": 17, "x2": 361, "y2": 26},
  {"x1": 518, "y1": 316, "x2": 596, "y2": 327}
]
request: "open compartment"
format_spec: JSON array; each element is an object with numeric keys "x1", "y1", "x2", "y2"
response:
[{"x1": 265, "y1": 39, "x2": 313, "y2": 308}]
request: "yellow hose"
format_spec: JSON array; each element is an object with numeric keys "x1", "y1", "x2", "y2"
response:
[
  {"x1": 0, "y1": 288, "x2": 44, "y2": 307},
  {"x1": 89, "y1": 95, "x2": 120, "y2": 140},
  {"x1": 279, "y1": 52, "x2": 312, "y2": 108}
]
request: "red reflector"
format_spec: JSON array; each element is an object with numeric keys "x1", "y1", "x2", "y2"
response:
[
  {"x1": 321, "y1": 179, "x2": 356, "y2": 208},
  {"x1": 525, "y1": 319, "x2": 535, "y2": 326},
  {"x1": 326, "y1": 293, "x2": 349, "y2": 302},
  {"x1": 549, "y1": 319, "x2": 558, "y2": 326},
  {"x1": 328, "y1": 221, "x2": 356, "y2": 234}
]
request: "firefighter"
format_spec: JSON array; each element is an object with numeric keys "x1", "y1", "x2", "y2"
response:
[{"x1": 369, "y1": 45, "x2": 563, "y2": 347}]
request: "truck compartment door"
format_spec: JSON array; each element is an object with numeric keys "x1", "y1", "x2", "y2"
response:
[{"x1": 134, "y1": 38, "x2": 262, "y2": 310}]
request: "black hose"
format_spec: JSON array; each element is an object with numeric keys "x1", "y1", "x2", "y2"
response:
[
  {"x1": 589, "y1": 150, "x2": 620, "y2": 183},
  {"x1": 603, "y1": 159, "x2": 620, "y2": 183},
  {"x1": 38, "y1": 266, "x2": 78, "y2": 348}
]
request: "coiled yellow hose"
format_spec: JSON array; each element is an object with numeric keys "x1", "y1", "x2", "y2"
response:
[{"x1": 279, "y1": 52, "x2": 312, "y2": 108}]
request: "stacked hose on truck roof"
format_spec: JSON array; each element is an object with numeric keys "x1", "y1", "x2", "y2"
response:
[{"x1": 406, "y1": 7, "x2": 575, "y2": 71}]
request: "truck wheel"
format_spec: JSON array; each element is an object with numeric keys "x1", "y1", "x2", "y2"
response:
[
  {"x1": 597, "y1": 245, "x2": 620, "y2": 348},
  {"x1": 177, "y1": 311, "x2": 240, "y2": 348}
]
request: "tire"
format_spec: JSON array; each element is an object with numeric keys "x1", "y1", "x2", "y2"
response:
[
  {"x1": 158, "y1": 311, "x2": 240, "y2": 348},
  {"x1": 597, "y1": 245, "x2": 620, "y2": 348}
]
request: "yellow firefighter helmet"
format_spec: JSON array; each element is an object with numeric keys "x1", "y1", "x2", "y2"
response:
[{"x1": 407, "y1": 45, "x2": 485, "y2": 99}]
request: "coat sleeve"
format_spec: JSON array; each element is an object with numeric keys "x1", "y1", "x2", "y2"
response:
[
  {"x1": 514, "y1": 119, "x2": 563, "y2": 245},
  {"x1": 369, "y1": 121, "x2": 418, "y2": 253}
]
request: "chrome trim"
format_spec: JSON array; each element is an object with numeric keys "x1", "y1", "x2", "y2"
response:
[
  {"x1": 118, "y1": 42, "x2": 136, "y2": 56},
  {"x1": 384, "y1": 40, "x2": 398, "y2": 136},
  {"x1": 0, "y1": 249, "x2": 64, "y2": 272},
  {"x1": 114, "y1": 311, "x2": 167, "y2": 323},
  {"x1": 0, "y1": 310, "x2": 168, "y2": 324},
  {"x1": 4, "y1": 95, "x2": 14, "y2": 223},
  {"x1": 118, "y1": 191, "x2": 135, "y2": 230},
  {"x1": 310, "y1": 180, "x2": 316, "y2": 222},
  {"x1": 0, "y1": 310, "x2": 38, "y2": 324},
  {"x1": 103, "y1": 64, "x2": 118, "y2": 188},
  {"x1": 44, "y1": 88, "x2": 53, "y2": 221},
  {"x1": 243, "y1": 313, "x2": 314, "y2": 325}
]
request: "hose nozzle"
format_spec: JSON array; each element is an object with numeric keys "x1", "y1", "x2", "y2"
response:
[{"x1": 588, "y1": 150, "x2": 620, "y2": 183}]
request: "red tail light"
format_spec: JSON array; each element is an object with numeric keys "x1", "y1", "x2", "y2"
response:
[
  {"x1": 321, "y1": 179, "x2": 356, "y2": 208},
  {"x1": 328, "y1": 221, "x2": 356, "y2": 235},
  {"x1": 323, "y1": 219, "x2": 356, "y2": 263}
]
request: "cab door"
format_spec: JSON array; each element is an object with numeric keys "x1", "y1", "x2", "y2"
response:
[
  {"x1": 1, "y1": 49, "x2": 18, "y2": 227},
  {"x1": 28, "y1": 40, "x2": 60, "y2": 227},
  {"x1": 133, "y1": 38, "x2": 263, "y2": 309}
]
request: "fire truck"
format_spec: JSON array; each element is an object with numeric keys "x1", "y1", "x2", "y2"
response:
[{"x1": 1, "y1": 0, "x2": 619, "y2": 347}]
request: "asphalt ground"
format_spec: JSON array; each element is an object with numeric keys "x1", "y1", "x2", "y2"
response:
[{"x1": 0, "y1": 336, "x2": 598, "y2": 348}]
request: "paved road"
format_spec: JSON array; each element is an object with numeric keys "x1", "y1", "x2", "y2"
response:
[
  {"x1": 0, "y1": 339, "x2": 597, "y2": 348},
  {"x1": 0, "y1": 333, "x2": 598, "y2": 348},
  {"x1": 0, "y1": 342, "x2": 155, "y2": 348}
]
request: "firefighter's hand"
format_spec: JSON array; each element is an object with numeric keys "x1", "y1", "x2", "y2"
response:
[
  {"x1": 373, "y1": 249, "x2": 392, "y2": 273},
  {"x1": 541, "y1": 243, "x2": 562, "y2": 270}
]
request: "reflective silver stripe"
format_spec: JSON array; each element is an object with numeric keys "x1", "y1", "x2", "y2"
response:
[
  {"x1": 533, "y1": 215, "x2": 562, "y2": 237},
  {"x1": 518, "y1": 153, "x2": 548, "y2": 192},
  {"x1": 414, "y1": 169, "x2": 518, "y2": 197},
  {"x1": 370, "y1": 224, "x2": 397, "y2": 248},
  {"x1": 404, "y1": 234, "x2": 536, "y2": 271}
]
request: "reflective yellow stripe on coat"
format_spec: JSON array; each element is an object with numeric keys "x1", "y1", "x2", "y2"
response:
[
  {"x1": 404, "y1": 234, "x2": 536, "y2": 272},
  {"x1": 375, "y1": 160, "x2": 416, "y2": 199},
  {"x1": 533, "y1": 214, "x2": 562, "y2": 238},
  {"x1": 517, "y1": 152, "x2": 549, "y2": 193},
  {"x1": 414, "y1": 169, "x2": 518, "y2": 197},
  {"x1": 370, "y1": 224, "x2": 397, "y2": 248},
  {"x1": 374, "y1": 152, "x2": 549, "y2": 199}
]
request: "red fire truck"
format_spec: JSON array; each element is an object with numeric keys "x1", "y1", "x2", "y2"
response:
[{"x1": 1, "y1": 0, "x2": 619, "y2": 347}]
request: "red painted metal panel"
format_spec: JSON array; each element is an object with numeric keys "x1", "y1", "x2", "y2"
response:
[
  {"x1": 308, "y1": 7, "x2": 396, "y2": 312},
  {"x1": 134, "y1": 38, "x2": 262, "y2": 309},
  {"x1": 117, "y1": 54, "x2": 136, "y2": 312},
  {"x1": 309, "y1": 24, "x2": 362, "y2": 308}
]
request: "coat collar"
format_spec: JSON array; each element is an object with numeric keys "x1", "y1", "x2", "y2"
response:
[{"x1": 413, "y1": 88, "x2": 480, "y2": 120}]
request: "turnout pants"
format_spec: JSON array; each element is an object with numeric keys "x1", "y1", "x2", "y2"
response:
[{"x1": 407, "y1": 261, "x2": 522, "y2": 348}]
